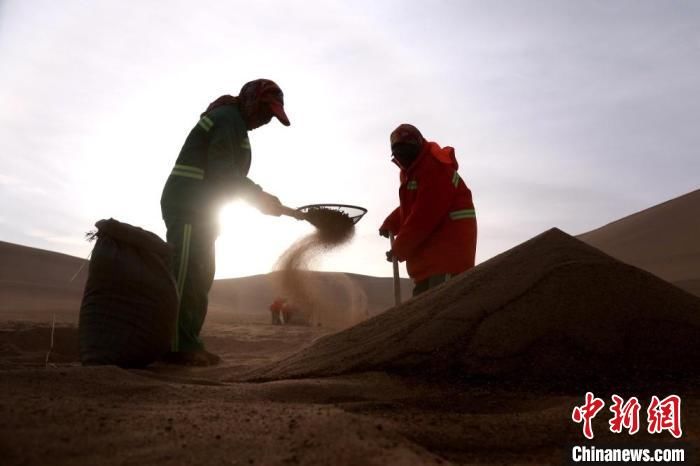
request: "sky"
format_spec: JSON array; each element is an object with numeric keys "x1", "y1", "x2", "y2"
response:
[{"x1": 1, "y1": 0, "x2": 699, "y2": 279}]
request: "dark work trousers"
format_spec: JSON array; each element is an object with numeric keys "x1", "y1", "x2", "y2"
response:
[
  {"x1": 412, "y1": 273, "x2": 452, "y2": 297},
  {"x1": 164, "y1": 217, "x2": 217, "y2": 352}
]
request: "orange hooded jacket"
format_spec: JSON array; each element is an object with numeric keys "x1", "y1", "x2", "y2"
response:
[{"x1": 380, "y1": 141, "x2": 477, "y2": 282}]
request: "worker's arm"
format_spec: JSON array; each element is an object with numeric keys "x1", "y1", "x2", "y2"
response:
[
  {"x1": 379, "y1": 207, "x2": 402, "y2": 237},
  {"x1": 205, "y1": 114, "x2": 282, "y2": 215},
  {"x1": 391, "y1": 163, "x2": 453, "y2": 261}
]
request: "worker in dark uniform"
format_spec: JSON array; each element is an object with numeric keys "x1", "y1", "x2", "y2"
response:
[{"x1": 160, "y1": 79, "x2": 290, "y2": 366}]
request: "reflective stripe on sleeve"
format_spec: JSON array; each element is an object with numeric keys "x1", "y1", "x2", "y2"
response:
[
  {"x1": 171, "y1": 171, "x2": 203, "y2": 180},
  {"x1": 171, "y1": 164, "x2": 205, "y2": 180},
  {"x1": 406, "y1": 180, "x2": 418, "y2": 190},
  {"x1": 452, "y1": 171, "x2": 461, "y2": 188},
  {"x1": 198, "y1": 115, "x2": 214, "y2": 131},
  {"x1": 449, "y1": 209, "x2": 476, "y2": 220},
  {"x1": 174, "y1": 164, "x2": 204, "y2": 175}
]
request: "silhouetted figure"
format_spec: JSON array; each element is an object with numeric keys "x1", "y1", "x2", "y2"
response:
[{"x1": 160, "y1": 79, "x2": 291, "y2": 366}]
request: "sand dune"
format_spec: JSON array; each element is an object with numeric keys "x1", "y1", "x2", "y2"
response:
[
  {"x1": 0, "y1": 241, "x2": 88, "y2": 322},
  {"x1": 208, "y1": 271, "x2": 412, "y2": 324},
  {"x1": 0, "y1": 241, "x2": 88, "y2": 288},
  {"x1": 247, "y1": 229, "x2": 700, "y2": 385},
  {"x1": 579, "y1": 189, "x2": 700, "y2": 294},
  {"x1": 0, "y1": 240, "x2": 412, "y2": 325}
]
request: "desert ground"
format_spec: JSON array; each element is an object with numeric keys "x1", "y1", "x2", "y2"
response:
[{"x1": 1, "y1": 190, "x2": 699, "y2": 465}]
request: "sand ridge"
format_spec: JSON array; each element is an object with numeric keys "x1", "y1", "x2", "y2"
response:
[
  {"x1": 579, "y1": 189, "x2": 700, "y2": 288},
  {"x1": 247, "y1": 228, "x2": 700, "y2": 386}
]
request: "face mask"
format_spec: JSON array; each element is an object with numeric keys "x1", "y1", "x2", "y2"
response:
[
  {"x1": 391, "y1": 143, "x2": 420, "y2": 169},
  {"x1": 240, "y1": 98, "x2": 274, "y2": 130}
]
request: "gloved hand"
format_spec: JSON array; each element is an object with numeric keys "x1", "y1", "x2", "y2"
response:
[
  {"x1": 253, "y1": 191, "x2": 283, "y2": 216},
  {"x1": 379, "y1": 228, "x2": 390, "y2": 238},
  {"x1": 385, "y1": 250, "x2": 395, "y2": 262}
]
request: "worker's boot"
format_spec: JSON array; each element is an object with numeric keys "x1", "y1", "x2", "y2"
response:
[
  {"x1": 199, "y1": 348, "x2": 221, "y2": 365},
  {"x1": 161, "y1": 349, "x2": 221, "y2": 367}
]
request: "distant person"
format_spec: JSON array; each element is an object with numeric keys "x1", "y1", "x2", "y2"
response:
[
  {"x1": 270, "y1": 297, "x2": 287, "y2": 325},
  {"x1": 160, "y1": 79, "x2": 291, "y2": 366},
  {"x1": 380, "y1": 124, "x2": 477, "y2": 296}
]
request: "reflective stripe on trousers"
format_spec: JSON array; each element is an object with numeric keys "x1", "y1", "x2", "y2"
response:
[{"x1": 174, "y1": 224, "x2": 192, "y2": 350}]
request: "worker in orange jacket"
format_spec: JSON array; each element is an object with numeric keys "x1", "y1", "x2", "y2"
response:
[{"x1": 380, "y1": 124, "x2": 477, "y2": 296}]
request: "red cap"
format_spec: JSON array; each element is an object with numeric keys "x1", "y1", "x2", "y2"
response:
[
  {"x1": 240, "y1": 79, "x2": 291, "y2": 126},
  {"x1": 268, "y1": 100, "x2": 290, "y2": 126}
]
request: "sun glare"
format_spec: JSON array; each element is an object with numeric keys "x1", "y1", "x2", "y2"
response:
[{"x1": 215, "y1": 200, "x2": 312, "y2": 279}]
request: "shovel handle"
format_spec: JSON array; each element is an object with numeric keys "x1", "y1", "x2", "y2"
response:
[{"x1": 390, "y1": 234, "x2": 402, "y2": 306}]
